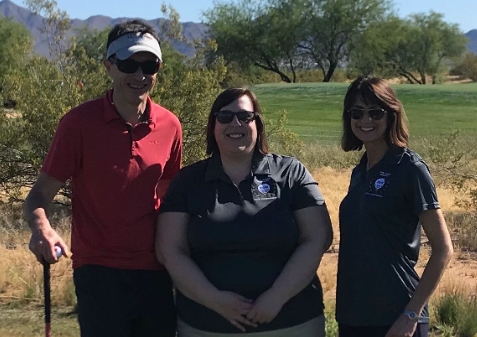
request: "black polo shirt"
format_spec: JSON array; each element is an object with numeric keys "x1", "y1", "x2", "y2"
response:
[
  {"x1": 159, "y1": 153, "x2": 326, "y2": 333},
  {"x1": 336, "y1": 146, "x2": 440, "y2": 326}
]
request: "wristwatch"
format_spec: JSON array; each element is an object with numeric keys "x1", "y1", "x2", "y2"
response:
[{"x1": 402, "y1": 310, "x2": 419, "y2": 321}]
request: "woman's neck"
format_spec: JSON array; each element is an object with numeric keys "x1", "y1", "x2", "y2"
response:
[
  {"x1": 220, "y1": 152, "x2": 254, "y2": 185},
  {"x1": 364, "y1": 141, "x2": 390, "y2": 171}
]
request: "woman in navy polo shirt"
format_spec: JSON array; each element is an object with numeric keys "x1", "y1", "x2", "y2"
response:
[
  {"x1": 156, "y1": 87, "x2": 333, "y2": 336},
  {"x1": 336, "y1": 76, "x2": 454, "y2": 337}
]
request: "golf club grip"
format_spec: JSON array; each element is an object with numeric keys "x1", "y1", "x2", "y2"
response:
[{"x1": 43, "y1": 261, "x2": 51, "y2": 337}]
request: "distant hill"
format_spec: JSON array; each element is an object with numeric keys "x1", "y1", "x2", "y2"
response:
[
  {"x1": 466, "y1": 30, "x2": 477, "y2": 54},
  {"x1": 0, "y1": 0, "x2": 208, "y2": 58}
]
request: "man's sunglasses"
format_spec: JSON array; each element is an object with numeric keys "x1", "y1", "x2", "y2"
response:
[
  {"x1": 348, "y1": 107, "x2": 387, "y2": 121},
  {"x1": 109, "y1": 56, "x2": 161, "y2": 75},
  {"x1": 214, "y1": 110, "x2": 258, "y2": 124}
]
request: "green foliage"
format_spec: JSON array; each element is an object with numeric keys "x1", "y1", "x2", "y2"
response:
[
  {"x1": 153, "y1": 40, "x2": 227, "y2": 165},
  {"x1": 265, "y1": 110, "x2": 305, "y2": 157},
  {"x1": 299, "y1": 0, "x2": 392, "y2": 82},
  {"x1": 453, "y1": 52, "x2": 477, "y2": 81},
  {"x1": 205, "y1": 0, "x2": 392, "y2": 83},
  {"x1": 205, "y1": 0, "x2": 300, "y2": 83},
  {"x1": 435, "y1": 292, "x2": 477, "y2": 337},
  {"x1": 351, "y1": 12, "x2": 468, "y2": 83},
  {"x1": 418, "y1": 130, "x2": 477, "y2": 210},
  {"x1": 0, "y1": 0, "x2": 300, "y2": 204},
  {"x1": 0, "y1": 17, "x2": 33, "y2": 105}
]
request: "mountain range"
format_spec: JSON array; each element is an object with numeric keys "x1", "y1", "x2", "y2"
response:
[
  {"x1": 0, "y1": 0, "x2": 208, "y2": 57},
  {"x1": 1, "y1": 0, "x2": 476, "y2": 58}
]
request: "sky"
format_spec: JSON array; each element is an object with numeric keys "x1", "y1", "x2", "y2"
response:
[{"x1": 9, "y1": 0, "x2": 477, "y2": 32}]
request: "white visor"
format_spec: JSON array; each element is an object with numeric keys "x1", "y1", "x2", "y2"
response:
[{"x1": 106, "y1": 32, "x2": 162, "y2": 62}]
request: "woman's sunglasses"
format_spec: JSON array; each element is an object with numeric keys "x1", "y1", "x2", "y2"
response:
[
  {"x1": 214, "y1": 110, "x2": 258, "y2": 124},
  {"x1": 109, "y1": 56, "x2": 161, "y2": 75},
  {"x1": 348, "y1": 107, "x2": 387, "y2": 121}
]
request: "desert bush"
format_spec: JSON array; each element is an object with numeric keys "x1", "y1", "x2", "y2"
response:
[
  {"x1": 452, "y1": 52, "x2": 477, "y2": 82},
  {"x1": 444, "y1": 212, "x2": 477, "y2": 252},
  {"x1": 413, "y1": 131, "x2": 477, "y2": 210},
  {"x1": 299, "y1": 142, "x2": 361, "y2": 170},
  {"x1": 435, "y1": 291, "x2": 477, "y2": 337},
  {"x1": 0, "y1": 1, "x2": 302, "y2": 204}
]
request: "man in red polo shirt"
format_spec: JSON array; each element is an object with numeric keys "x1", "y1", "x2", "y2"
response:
[{"x1": 24, "y1": 19, "x2": 181, "y2": 337}]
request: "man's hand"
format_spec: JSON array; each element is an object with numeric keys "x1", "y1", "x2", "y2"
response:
[{"x1": 29, "y1": 225, "x2": 69, "y2": 264}]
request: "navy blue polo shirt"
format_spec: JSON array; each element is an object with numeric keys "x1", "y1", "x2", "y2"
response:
[
  {"x1": 159, "y1": 153, "x2": 326, "y2": 333},
  {"x1": 336, "y1": 146, "x2": 440, "y2": 326}
]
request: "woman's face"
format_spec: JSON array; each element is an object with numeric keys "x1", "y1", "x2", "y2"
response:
[
  {"x1": 349, "y1": 96, "x2": 388, "y2": 146},
  {"x1": 214, "y1": 94, "x2": 258, "y2": 157}
]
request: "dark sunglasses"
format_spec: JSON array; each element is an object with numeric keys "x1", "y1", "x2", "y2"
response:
[
  {"x1": 214, "y1": 110, "x2": 258, "y2": 124},
  {"x1": 109, "y1": 56, "x2": 161, "y2": 75},
  {"x1": 348, "y1": 107, "x2": 387, "y2": 121}
]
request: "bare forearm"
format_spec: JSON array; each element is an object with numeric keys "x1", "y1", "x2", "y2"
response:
[
  {"x1": 24, "y1": 192, "x2": 52, "y2": 231},
  {"x1": 162, "y1": 252, "x2": 220, "y2": 310},
  {"x1": 269, "y1": 241, "x2": 326, "y2": 304},
  {"x1": 406, "y1": 248, "x2": 453, "y2": 314}
]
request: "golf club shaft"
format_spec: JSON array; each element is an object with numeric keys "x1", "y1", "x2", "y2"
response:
[{"x1": 43, "y1": 261, "x2": 51, "y2": 337}]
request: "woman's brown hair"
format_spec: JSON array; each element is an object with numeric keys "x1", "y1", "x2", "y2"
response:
[
  {"x1": 206, "y1": 88, "x2": 269, "y2": 155},
  {"x1": 341, "y1": 76, "x2": 409, "y2": 151}
]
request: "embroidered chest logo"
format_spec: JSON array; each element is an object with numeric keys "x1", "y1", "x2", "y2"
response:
[
  {"x1": 258, "y1": 182, "x2": 271, "y2": 194},
  {"x1": 374, "y1": 178, "x2": 385, "y2": 190},
  {"x1": 252, "y1": 177, "x2": 278, "y2": 200},
  {"x1": 366, "y1": 172, "x2": 391, "y2": 198}
]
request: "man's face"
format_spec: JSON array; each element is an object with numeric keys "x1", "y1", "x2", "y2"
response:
[{"x1": 104, "y1": 52, "x2": 160, "y2": 104}]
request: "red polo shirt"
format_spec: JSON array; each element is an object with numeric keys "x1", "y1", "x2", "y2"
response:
[{"x1": 41, "y1": 90, "x2": 182, "y2": 270}]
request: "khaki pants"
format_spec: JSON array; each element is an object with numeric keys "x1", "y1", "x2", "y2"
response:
[{"x1": 177, "y1": 315, "x2": 325, "y2": 337}]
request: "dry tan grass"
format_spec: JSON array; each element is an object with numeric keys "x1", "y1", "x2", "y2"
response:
[{"x1": 0, "y1": 167, "x2": 476, "y2": 309}]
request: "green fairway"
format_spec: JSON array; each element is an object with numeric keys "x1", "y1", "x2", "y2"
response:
[{"x1": 253, "y1": 82, "x2": 477, "y2": 144}]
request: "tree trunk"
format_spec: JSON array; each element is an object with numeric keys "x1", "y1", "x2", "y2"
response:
[
  {"x1": 254, "y1": 62, "x2": 292, "y2": 83},
  {"x1": 323, "y1": 62, "x2": 337, "y2": 82}
]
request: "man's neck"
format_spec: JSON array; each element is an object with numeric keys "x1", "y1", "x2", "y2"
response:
[{"x1": 112, "y1": 91, "x2": 148, "y2": 125}]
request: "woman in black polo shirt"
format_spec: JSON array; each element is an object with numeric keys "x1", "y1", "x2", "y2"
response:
[
  {"x1": 156, "y1": 87, "x2": 333, "y2": 336},
  {"x1": 336, "y1": 76, "x2": 454, "y2": 337}
]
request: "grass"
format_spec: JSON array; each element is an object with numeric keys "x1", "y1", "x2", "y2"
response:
[
  {"x1": 253, "y1": 82, "x2": 477, "y2": 144},
  {"x1": 0, "y1": 306, "x2": 79, "y2": 337}
]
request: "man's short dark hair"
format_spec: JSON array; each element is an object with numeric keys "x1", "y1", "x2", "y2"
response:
[{"x1": 106, "y1": 19, "x2": 161, "y2": 52}]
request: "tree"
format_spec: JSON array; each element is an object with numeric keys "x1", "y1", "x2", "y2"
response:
[
  {"x1": 204, "y1": 0, "x2": 302, "y2": 83},
  {"x1": 206, "y1": 0, "x2": 392, "y2": 83},
  {"x1": 404, "y1": 12, "x2": 467, "y2": 84},
  {"x1": 351, "y1": 12, "x2": 468, "y2": 84},
  {"x1": 0, "y1": 17, "x2": 33, "y2": 106},
  {"x1": 298, "y1": 0, "x2": 393, "y2": 82}
]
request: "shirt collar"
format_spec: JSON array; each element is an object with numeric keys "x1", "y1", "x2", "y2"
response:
[
  {"x1": 205, "y1": 152, "x2": 271, "y2": 182},
  {"x1": 358, "y1": 146, "x2": 406, "y2": 169},
  {"x1": 102, "y1": 89, "x2": 155, "y2": 127}
]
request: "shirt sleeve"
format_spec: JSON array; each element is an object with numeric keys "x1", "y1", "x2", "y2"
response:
[
  {"x1": 409, "y1": 160, "x2": 440, "y2": 215},
  {"x1": 158, "y1": 170, "x2": 189, "y2": 214},
  {"x1": 41, "y1": 111, "x2": 82, "y2": 183},
  {"x1": 289, "y1": 158, "x2": 325, "y2": 211}
]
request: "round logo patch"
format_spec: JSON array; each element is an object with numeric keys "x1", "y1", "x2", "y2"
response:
[
  {"x1": 258, "y1": 183, "x2": 271, "y2": 194},
  {"x1": 374, "y1": 178, "x2": 385, "y2": 190}
]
